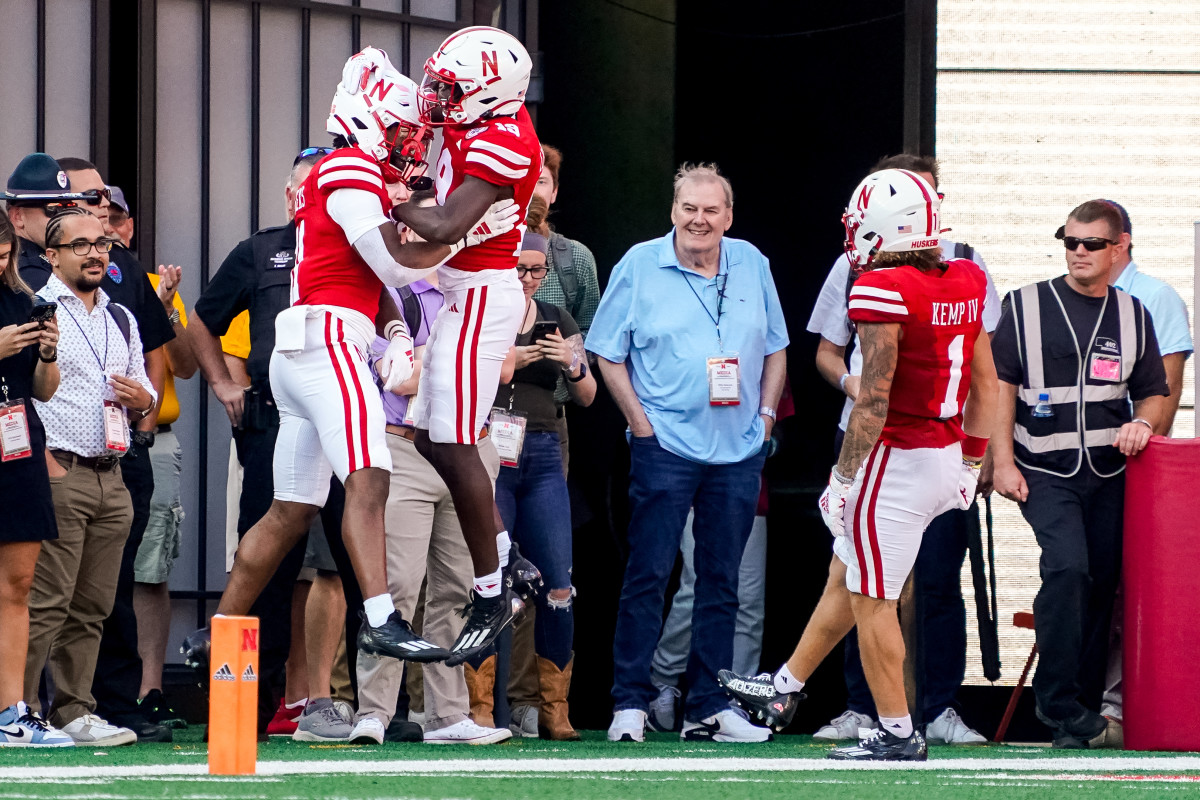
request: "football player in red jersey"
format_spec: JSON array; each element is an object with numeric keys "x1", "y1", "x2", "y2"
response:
[
  {"x1": 390, "y1": 26, "x2": 545, "y2": 665},
  {"x1": 183, "y1": 49, "x2": 522, "y2": 685},
  {"x1": 720, "y1": 169, "x2": 998, "y2": 761}
]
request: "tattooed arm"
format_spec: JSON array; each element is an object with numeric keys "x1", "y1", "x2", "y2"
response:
[{"x1": 836, "y1": 321, "x2": 900, "y2": 479}]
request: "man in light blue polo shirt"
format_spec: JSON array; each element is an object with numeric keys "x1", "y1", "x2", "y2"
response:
[
  {"x1": 1103, "y1": 200, "x2": 1192, "y2": 434},
  {"x1": 1096, "y1": 200, "x2": 1193, "y2": 746},
  {"x1": 586, "y1": 163, "x2": 788, "y2": 743}
]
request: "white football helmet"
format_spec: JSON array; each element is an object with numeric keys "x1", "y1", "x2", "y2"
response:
[
  {"x1": 417, "y1": 26, "x2": 532, "y2": 126},
  {"x1": 326, "y1": 47, "x2": 432, "y2": 185},
  {"x1": 842, "y1": 168, "x2": 942, "y2": 268}
]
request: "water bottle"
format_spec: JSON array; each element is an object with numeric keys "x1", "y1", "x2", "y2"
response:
[{"x1": 1032, "y1": 392, "x2": 1053, "y2": 418}]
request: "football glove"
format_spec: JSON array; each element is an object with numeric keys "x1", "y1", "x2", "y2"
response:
[
  {"x1": 818, "y1": 468, "x2": 854, "y2": 538},
  {"x1": 378, "y1": 319, "x2": 415, "y2": 392},
  {"x1": 957, "y1": 459, "x2": 981, "y2": 510},
  {"x1": 464, "y1": 199, "x2": 521, "y2": 247}
]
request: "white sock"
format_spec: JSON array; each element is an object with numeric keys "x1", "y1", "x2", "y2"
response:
[
  {"x1": 284, "y1": 697, "x2": 307, "y2": 710},
  {"x1": 363, "y1": 594, "x2": 396, "y2": 628},
  {"x1": 773, "y1": 664, "x2": 805, "y2": 694},
  {"x1": 474, "y1": 569, "x2": 503, "y2": 598},
  {"x1": 497, "y1": 530, "x2": 512, "y2": 568},
  {"x1": 879, "y1": 714, "x2": 913, "y2": 738}
]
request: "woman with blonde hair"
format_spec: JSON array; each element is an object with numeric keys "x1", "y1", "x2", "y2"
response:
[{"x1": 0, "y1": 207, "x2": 71, "y2": 746}]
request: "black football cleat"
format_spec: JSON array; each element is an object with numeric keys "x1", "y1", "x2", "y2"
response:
[
  {"x1": 718, "y1": 669, "x2": 803, "y2": 732},
  {"x1": 444, "y1": 589, "x2": 523, "y2": 667},
  {"x1": 506, "y1": 542, "x2": 543, "y2": 600},
  {"x1": 180, "y1": 627, "x2": 211, "y2": 674},
  {"x1": 827, "y1": 727, "x2": 928, "y2": 761},
  {"x1": 356, "y1": 611, "x2": 451, "y2": 663}
]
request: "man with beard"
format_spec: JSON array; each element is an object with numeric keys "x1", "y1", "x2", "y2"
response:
[{"x1": 23, "y1": 208, "x2": 157, "y2": 746}]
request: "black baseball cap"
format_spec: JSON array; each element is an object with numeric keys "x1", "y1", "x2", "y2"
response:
[{"x1": 4, "y1": 152, "x2": 80, "y2": 203}]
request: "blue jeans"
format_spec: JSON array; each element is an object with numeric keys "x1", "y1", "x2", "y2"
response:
[
  {"x1": 843, "y1": 507, "x2": 969, "y2": 719},
  {"x1": 495, "y1": 431, "x2": 573, "y2": 669},
  {"x1": 650, "y1": 512, "x2": 768, "y2": 686},
  {"x1": 612, "y1": 435, "x2": 766, "y2": 722}
]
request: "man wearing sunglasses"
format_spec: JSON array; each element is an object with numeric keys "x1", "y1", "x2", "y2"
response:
[{"x1": 991, "y1": 200, "x2": 1169, "y2": 749}]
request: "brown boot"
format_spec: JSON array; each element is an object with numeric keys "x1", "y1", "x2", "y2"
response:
[
  {"x1": 537, "y1": 653, "x2": 580, "y2": 740},
  {"x1": 464, "y1": 654, "x2": 497, "y2": 728}
]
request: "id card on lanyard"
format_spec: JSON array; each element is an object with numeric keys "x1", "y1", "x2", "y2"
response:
[
  {"x1": 104, "y1": 400, "x2": 129, "y2": 453},
  {"x1": 682, "y1": 254, "x2": 740, "y2": 406},
  {"x1": 490, "y1": 408, "x2": 527, "y2": 468},
  {"x1": 0, "y1": 399, "x2": 32, "y2": 461}
]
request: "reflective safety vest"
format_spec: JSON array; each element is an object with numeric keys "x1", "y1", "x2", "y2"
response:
[{"x1": 1007, "y1": 279, "x2": 1149, "y2": 478}]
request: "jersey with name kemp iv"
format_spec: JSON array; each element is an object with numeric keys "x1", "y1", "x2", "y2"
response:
[{"x1": 847, "y1": 258, "x2": 987, "y2": 450}]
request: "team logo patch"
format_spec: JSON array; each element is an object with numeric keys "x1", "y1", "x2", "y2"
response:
[
  {"x1": 213, "y1": 663, "x2": 235, "y2": 682},
  {"x1": 465, "y1": 126, "x2": 488, "y2": 140},
  {"x1": 106, "y1": 263, "x2": 123, "y2": 283},
  {"x1": 241, "y1": 664, "x2": 257, "y2": 682},
  {"x1": 270, "y1": 250, "x2": 294, "y2": 269},
  {"x1": 1095, "y1": 336, "x2": 1119, "y2": 353},
  {"x1": 56, "y1": 171, "x2": 68, "y2": 189},
  {"x1": 911, "y1": 238, "x2": 939, "y2": 248}
]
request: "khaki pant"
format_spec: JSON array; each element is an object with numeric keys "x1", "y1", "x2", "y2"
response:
[
  {"x1": 25, "y1": 454, "x2": 133, "y2": 726},
  {"x1": 355, "y1": 432, "x2": 499, "y2": 730}
]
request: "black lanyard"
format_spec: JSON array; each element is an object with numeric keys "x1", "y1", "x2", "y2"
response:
[
  {"x1": 61, "y1": 300, "x2": 111, "y2": 377},
  {"x1": 680, "y1": 261, "x2": 729, "y2": 350}
]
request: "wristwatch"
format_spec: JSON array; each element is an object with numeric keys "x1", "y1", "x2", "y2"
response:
[
  {"x1": 758, "y1": 406, "x2": 777, "y2": 421},
  {"x1": 567, "y1": 362, "x2": 588, "y2": 383},
  {"x1": 131, "y1": 430, "x2": 156, "y2": 448},
  {"x1": 168, "y1": 308, "x2": 181, "y2": 326}
]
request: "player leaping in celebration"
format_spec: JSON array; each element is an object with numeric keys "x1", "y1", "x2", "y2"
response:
[
  {"x1": 719, "y1": 169, "x2": 998, "y2": 761},
  {"x1": 184, "y1": 48, "x2": 519, "y2": 672},
  {"x1": 390, "y1": 26, "x2": 542, "y2": 666}
]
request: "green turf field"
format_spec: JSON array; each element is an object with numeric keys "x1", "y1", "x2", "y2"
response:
[{"x1": 3, "y1": 729, "x2": 1200, "y2": 799}]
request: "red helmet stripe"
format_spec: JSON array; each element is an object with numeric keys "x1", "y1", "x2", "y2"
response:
[{"x1": 898, "y1": 169, "x2": 934, "y2": 236}]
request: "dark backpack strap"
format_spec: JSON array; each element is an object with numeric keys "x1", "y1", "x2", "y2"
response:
[
  {"x1": 397, "y1": 286, "x2": 423, "y2": 338},
  {"x1": 108, "y1": 303, "x2": 132, "y2": 345},
  {"x1": 953, "y1": 241, "x2": 975, "y2": 262},
  {"x1": 550, "y1": 233, "x2": 580, "y2": 318}
]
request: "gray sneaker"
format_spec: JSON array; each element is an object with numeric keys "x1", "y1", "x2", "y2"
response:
[
  {"x1": 648, "y1": 682, "x2": 681, "y2": 732},
  {"x1": 509, "y1": 704, "x2": 539, "y2": 738},
  {"x1": 292, "y1": 700, "x2": 352, "y2": 742}
]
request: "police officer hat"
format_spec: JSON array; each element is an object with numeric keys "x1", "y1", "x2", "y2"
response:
[{"x1": 4, "y1": 152, "x2": 74, "y2": 202}]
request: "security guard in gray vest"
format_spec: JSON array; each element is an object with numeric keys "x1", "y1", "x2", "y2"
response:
[{"x1": 991, "y1": 200, "x2": 1168, "y2": 749}]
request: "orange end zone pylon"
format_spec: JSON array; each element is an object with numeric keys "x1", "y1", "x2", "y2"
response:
[{"x1": 208, "y1": 615, "x2": 259, "y2": 775}]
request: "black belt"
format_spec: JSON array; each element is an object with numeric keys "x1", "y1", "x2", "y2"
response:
[{"x1": 52, "y1": 449, "x2": 120, "y2": 472}]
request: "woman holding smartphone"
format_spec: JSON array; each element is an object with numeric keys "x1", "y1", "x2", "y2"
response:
[
  {"x1": 0, "y1": 208, "x2": 71, "y2": 746},
  {"x1": 493, "y1": 198, "x2": 595, "y2": 739}
]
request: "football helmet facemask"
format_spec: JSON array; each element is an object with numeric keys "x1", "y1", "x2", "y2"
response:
[
  {"x1": 843, "y1": 168, "x2": 942, "y2": 269},
  {"x1": 417, "y1": 26, "x2": 532, "y2": 126},
  {"x1": 326, "y1": 47, "x2": 433, "y2": 187}
]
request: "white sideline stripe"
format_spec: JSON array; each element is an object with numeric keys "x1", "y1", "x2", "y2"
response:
[{"x1": 4, "y1": 756, "x2": 1200, "y2": 781}]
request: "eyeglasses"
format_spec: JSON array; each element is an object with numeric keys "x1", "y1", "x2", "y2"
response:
[
  {"x1": 516, "y1": 266, "x2": 548, "y2": 278},
  {"x1": 1062, "y1": 236, "x2": 1117, "y2": 252},
  {"x1": 79, "y1": 188, "x2": 111, "y2": 206},
  {"x1": 294, "y1": 147, "x2": 335, "y2": 166},
  {"x1": 51, "y1": 238, "x2": 115, "y2": 256}
]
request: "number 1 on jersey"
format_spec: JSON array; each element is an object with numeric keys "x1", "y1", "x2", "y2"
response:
[{"x1": 939, "y1": 333, "x2": 964, "y2": 418}]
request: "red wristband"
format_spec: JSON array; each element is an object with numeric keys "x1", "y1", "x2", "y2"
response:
[{"x1": 962, "y1": 435, "x2": 989, "y2": 460}]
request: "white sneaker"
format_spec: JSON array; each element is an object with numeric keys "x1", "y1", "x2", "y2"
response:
[
  {"x1": 348, "y1": 716, "x2": 385, "y2": 745},
  {"x1": 607, "y1": 709, "x2": 647, "y2": 742},
  {"x1": 681, "y1": 706, "x2": 771, "y2": 743},
  {"x1": 424, "y1": 718, "x2": 512, "y2": 745},
  {"x1": 508, "y1": 704, "x2": 539, "y2": 738},
  {"x1": 647, "y1": 682, "x2": 681, "y2": 732},
  {"x1": 813, "y1": 710, "x2": 876, "y2": 741},
  {"x1": 332, "y1": 700, "x2": 356, "y2": 724},
  {"x1": 925, "y1": 708, "x2": 987, "y2": 745},
  {"x1": 0, "y1": 703, "x2": 73, "y2": 747},
  {"x1": 60, "y1": 714, "x2": 137, "y2": 746}
]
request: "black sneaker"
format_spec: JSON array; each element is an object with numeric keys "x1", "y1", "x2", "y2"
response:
[
  {"x1": 108, "y1": 713, "x2": 173, "y2": 744},
  {"x1": 384, "y1": 717, "x2": 425, "y2": 742},
  {"x1": 1036, "y1": 706, "x2": 1107, "y2": 749},
  {"x1": 138, "y1": 689, "x2": 187, "y2": 729},
  {"x1": 507, "y1": 542, "x2": 543, "y2": 600},
  {"x1": 180, "y1": 627, "x2": 210, "y2": 675},
  {"x1": 827, "y1": 728, "x2": 927, "y2": 761},
  {"x1": 444, "y1": 589, "x2": 523, "y2": 667},
  {"x1": 356, "y1": 611, "x2": 451, "y2": 663},
  {"x1": 717, "y1": 669, "x2": 803, "y2": 732}
]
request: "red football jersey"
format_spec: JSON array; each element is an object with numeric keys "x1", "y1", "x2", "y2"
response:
[
  {"x1": 433, "y1": 105, "x2": 542, "y2": 272},
  {"x1": 292, "y1": 149, "x2": 391, "y2": 320},
  {"x1": 847, "y1": 259, "x2": 987, "y2": 449}
]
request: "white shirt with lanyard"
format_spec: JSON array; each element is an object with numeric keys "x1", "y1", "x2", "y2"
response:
[
  {"x1": 681, "y1": 252, "x2": 740, "y2": 406},
  {"x1": 33, "y1": 275, "x2": 156, "y2": 457}
]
